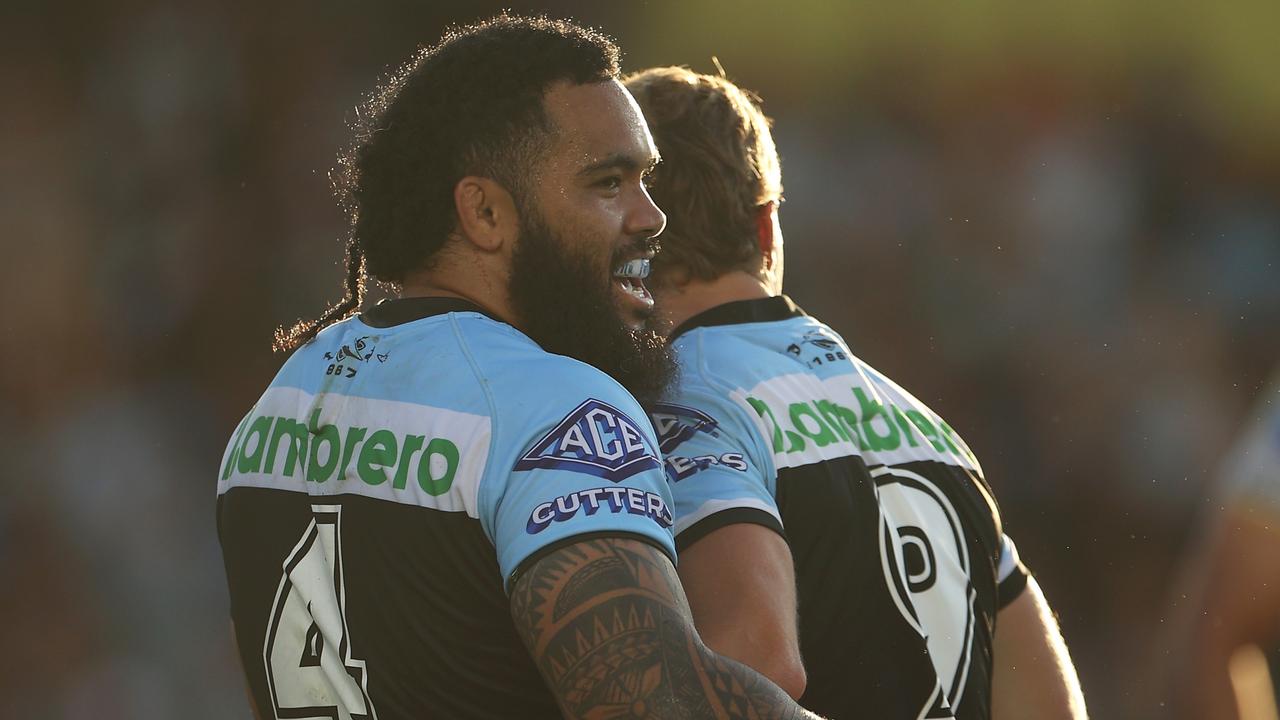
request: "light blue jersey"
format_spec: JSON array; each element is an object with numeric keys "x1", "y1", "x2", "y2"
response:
[
  {"x1": 649, "y1": 295, "x2": 1025, "y2": 720},
  {"x1": 217, "y1": 297, "x2": 674, "y2": 718}
]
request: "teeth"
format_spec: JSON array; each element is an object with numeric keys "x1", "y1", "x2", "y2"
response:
[
  {"x1": 614, "y1": 258, "x2": 650, "y2": 279},
  {"x1": 619, "y1": 280, "x2": 650, "y2": 301}
]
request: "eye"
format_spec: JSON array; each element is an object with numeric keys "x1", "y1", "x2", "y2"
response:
[
  {"x1": 596, "y1": 175, "x2": 622, "y2": 192},
  {"x1": 641, "y1": 171, "x2": 657, "y2": 190}
]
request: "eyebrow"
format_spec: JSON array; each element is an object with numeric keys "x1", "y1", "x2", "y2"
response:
[{"x1": 577, "y1": 152, "x2": 661, "y2": 177}]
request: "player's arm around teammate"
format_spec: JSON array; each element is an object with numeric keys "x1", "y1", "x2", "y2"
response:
[
  {"x1": 512, "y1": 536, "x2": 815, "y2": 718},
  {"x1": 676, "y1": 523, "x2": 807, "y2": 697},
  {"x1": 444, "y1": 73, "x2": 829, "y2": 720},
  {"x1": 450, "y1": 73, "x2": 826, "y2": 720},
  {"x1": 219, "y1": 17, "x2": 833, "y2": 719}
]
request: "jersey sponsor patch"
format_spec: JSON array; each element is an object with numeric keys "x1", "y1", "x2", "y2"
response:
[
  {"x1": 731, "y1": 372, "x2": 981, "y2": 473},
  {"x1": 217, "y1": 387, "x2": 489, "y2": 517},
  {"x1": 525, "y1": 486, "x2": 673, "y2": 534},
  {"x1": 664, "y1": 453, "x2": 748, "y2": 482},
  {"x1": 514, "y1": 399, "x2": 660, "y2": 482},
  {"x1": 649, "y1": 403, "x2": 720, "y2": 453},
  {"x1": 221, "y1": 405, "x2": 461, "y2": 493}
]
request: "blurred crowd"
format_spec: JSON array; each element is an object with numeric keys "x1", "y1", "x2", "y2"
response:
[{"x1": 3, "y1": 1, "x2": 1277, "y2": 717}]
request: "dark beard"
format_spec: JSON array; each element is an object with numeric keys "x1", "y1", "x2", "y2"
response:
[{"x1": 508, "y1": 208, "x2": 675, "y2": 406}]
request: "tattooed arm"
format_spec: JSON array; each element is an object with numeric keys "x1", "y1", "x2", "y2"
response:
[{"x1": 510, "y1": 536, "x2": 827, "y2": 720}]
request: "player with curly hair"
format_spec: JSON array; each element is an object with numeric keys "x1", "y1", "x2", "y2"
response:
[{"x1": 219, "y1": 17, "x2": 827, "y2": 720}]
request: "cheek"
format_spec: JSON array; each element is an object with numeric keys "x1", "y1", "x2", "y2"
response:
[{"x1": 557, "y1": 198, "x2": 625, "y2": 251}]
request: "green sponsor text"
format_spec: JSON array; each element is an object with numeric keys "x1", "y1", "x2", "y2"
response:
[
  {"x1": 221, "y1": 407, "x2": 459, "y2": 495},
  {"x1": 747, "y1": 388, "x2": 976, "y2": 464}
]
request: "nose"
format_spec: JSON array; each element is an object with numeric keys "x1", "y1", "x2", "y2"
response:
[{"x1": 627, "y1": 184, "x2": 667, "y2": 240}]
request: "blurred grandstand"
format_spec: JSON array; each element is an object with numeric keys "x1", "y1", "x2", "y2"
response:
[{"x1": 2, "y1": 1, "x2": 1277, "y2": 717}]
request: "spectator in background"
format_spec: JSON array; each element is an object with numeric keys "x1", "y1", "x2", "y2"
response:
[{"x1": 1169, "y1": 365, "x2": 1280, "y2": 720}]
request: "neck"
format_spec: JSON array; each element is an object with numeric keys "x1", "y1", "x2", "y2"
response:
[
  {"x1": 657, "y1": 270, "x2": 777, "y2": 333},
  {"x1": 399, "y1": 266, "x2": 516, "y2": 328}
]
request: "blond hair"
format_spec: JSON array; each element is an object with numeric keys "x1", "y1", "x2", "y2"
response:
[{"x1": 624, "y1": 66, "x2": 783, "y2": 284}]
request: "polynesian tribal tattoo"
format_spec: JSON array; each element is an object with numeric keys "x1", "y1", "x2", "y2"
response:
[{"x1": 510, "y1": 537, "x2": 808, "y2": 720}]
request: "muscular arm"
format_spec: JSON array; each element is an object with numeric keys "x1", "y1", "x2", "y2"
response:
[
  {"x1": 677, "y1": 523, "x2": 806, "y2": 698},
  {"x1": 510, "y1": 536, "x2": 825, "y2": 720},
  {"x1": 991, "y1": 577, "x2": 1088, "y2": 720}
]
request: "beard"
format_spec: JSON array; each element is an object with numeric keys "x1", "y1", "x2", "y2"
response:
[{"x1": 507, "y1": 205, "x2": 675, "y2": 407}]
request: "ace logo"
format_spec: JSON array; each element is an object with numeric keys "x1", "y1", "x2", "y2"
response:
[
  {"x1": 515, "y1": 399, "x2": 660, "y2": 482},
  {"x1": 648, "y1": 403, "x2": 720, "y2": 454}
]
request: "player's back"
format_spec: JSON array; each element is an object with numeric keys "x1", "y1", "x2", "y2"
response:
[
  {"x1": 217, "y1": 297, "x2": 653, "y2": 719},
  {"x1": 656, "y1": 296, "x2": 1014, "y2": 720}
]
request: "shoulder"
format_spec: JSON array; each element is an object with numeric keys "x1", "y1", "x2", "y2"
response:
[
  {"x1": 471, "y1": 337, "x2": 650, "y2": 426},
  {"x1": 670, "y1": 317, "x2": 844, "y2": 423},
  {"x1": 456, "y1": 332, "x2": 659, "y2": 488},
  {"x1": 265, "y1": 317, "x2": 362, "y2": 392},
  {"x1": 658, "y1": 326, "x2": 805, "y2": 466},
  {"x1": 674, "y1": 323, "x2": 807, "y2": 394}
]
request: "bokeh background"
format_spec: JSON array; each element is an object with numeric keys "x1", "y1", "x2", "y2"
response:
[{"x1": 4, "y1": 0, "x2": 1278, "y2": 717}]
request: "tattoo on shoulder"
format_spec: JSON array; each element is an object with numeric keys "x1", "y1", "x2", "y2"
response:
[{"x1": 510, "y1": 538, "x2": 804, "y2": 720}]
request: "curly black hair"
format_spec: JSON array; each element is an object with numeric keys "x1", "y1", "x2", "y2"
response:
[{"x1": 275, "y1": 13, "x2": 621, "y2": 352}]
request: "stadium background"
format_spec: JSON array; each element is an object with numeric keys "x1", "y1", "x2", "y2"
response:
[{"x1": 4, "y1": 0, "x2": 1278, "y2": 717}]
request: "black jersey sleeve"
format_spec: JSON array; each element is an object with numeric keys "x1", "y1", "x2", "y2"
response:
[{"x1": 996, "y1": 532, "x2": 1031, "y2": 608}]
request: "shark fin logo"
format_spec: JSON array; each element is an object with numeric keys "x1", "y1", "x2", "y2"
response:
[
  {"x1": 515, "y1": 399, "x2": 660, "y2": 482},
  {"x1": 648, "y1": 403, "x2": 720, "y2": 454}
]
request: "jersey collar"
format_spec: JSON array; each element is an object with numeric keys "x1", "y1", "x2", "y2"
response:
[
  {"x1": 359, "y1": 296, "x2": 500, "y2": 328},
  {"x1": 669, "y1": 295, "x2": 807, "y2": 341}
]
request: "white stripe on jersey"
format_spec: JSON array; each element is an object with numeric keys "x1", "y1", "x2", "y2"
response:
[
  {"x1": 728, "y1": 371, "x2": 983, "y2": 474},
  {"x1": 218, "y1": 386, "x2": 490, "y2": 517}
]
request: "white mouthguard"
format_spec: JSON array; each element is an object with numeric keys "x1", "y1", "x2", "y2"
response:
[{"x1": 614, "y1": 258, "x2": 651, "y2": 279}]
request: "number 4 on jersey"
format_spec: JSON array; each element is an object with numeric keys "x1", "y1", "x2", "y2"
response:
[{"x1": 263, "y1": 505, "x2": 377, "y2": 720}]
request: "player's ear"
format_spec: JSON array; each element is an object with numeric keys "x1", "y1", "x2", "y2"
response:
[
  {"x1": 454, "y1": 177, "x2": 519, "y2": 253},
  {"x1": 756, "y1": 201, "x2": 778, "y2": 269}
]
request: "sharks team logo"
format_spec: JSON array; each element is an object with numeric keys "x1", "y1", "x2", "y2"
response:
[
  {"x1": 515, "y1": 399, "x2": 660, "y2": 482},
  {"x1": 785, "y1": 330, "x2": 849, "y2": 369},
  {"x1": 321, "y1": 336, "x2": 389, "y2": 379},
  {"x1": 648, "y1": 403, "x2": 720, "y2": 454}
]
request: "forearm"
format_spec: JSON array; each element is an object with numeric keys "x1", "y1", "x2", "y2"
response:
[
  {"x1": 695, "y1": 622, "x2": 806, "y2": 701},
  {"x1": 511, "y1": 538, "x2": 824, "y2": 719},
  {"x1": 991, "y1": 578, "x2": 1088, "y2": 720},
  {"x1": 678, "y1": 524, "x2": 806, "y2": 699}
]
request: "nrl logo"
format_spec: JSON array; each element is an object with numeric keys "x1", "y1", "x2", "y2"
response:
[
  {"x1": 515, "y1": 399, "x2": 660, "y2": 482},
  {"x1": 648, "y1": 403, "x2": 720, "y2": 454}
]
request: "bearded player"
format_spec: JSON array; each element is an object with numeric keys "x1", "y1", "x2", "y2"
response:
[
  {"x1": 626, "y1": 66, "x2": 1088, "y2": 720},
  {"x1": 217, "y1": 19, "x2": 829, "y2": 720}
]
